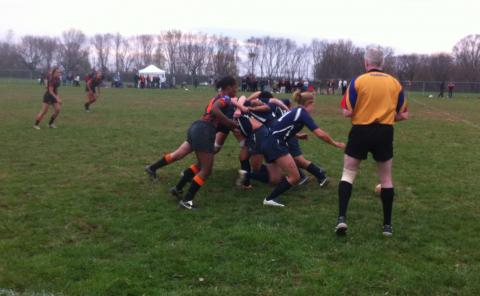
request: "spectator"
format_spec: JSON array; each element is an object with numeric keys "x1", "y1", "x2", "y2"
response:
[
  {"x1": 448, "y1": 81, "x2": 455, "y2": 98},
  {"x1": 438, "y1": 81, "x2": 445, "y2": 98},
  {"x1": 342, "y1": 79, "x2": 348, "y2": 95}
]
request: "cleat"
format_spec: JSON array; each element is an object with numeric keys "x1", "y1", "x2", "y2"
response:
[
  {"x1": 179, "y1": 200, "x2": 196, "y2": 210},
  {"x1": 33, "y1": 125, "x2": 41, "y2": 130},
  {"x1": 144, "y1": 165, "x2": 157, "y2": 180},
  {"x1": 319, "y1": 177, "x2": 330, "y2": 188},
  {"x1": 382, "y1": 225, "x2": 393, "y2": 237},
  {"x1": 169, "y1": 187, "x2": 183, "y2": 200},
  {"x1": 335, "y1": 216, "x2": 348, "y2": 235},
  {"x1": 236, "y1": 169, "x2": 247, "y2": 187},
  {"x1": 49, "y1": 124, "x2": 57, "y2": 129},
  {"x1": 263, "y1": 198, "x2": 285, "y2": 207},
  {"x1": 298, "y1": 175, "x2": 310, "y2": 186}
]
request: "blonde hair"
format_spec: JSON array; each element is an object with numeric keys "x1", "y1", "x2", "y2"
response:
[
  {"x1": 292, "y1": 90, "x2": 314, "y2": 106},
  {"x1": 364, "y1": 45, "x2": 384, "y2": 68}
]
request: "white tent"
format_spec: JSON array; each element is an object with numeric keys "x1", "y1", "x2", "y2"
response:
[{"x1": 138, "y1": 65, "x2": 166, "y2": 83}]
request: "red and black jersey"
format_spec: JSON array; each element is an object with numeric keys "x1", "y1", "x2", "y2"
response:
[
  {"x1": 46, "y1": 76, "x2": 60, "y2": 95},
  {"x1": 201, "y1": 93, "x2": 232, "y2": 128}
]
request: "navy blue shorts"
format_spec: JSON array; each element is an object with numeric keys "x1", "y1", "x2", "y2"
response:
[
  {"x1": 262, "y1": 135, "x2": 289, "y2": 163},
  {"x1": 247, "y1": 125, "x2": 269, "y2": 155},
  {"x1": 287, "y1": 138, "x2": 303, "y2": 157}
]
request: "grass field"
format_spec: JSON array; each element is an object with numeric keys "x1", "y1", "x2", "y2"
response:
[{"x1": 1, "y1": 81, "x2": 479, "y2": 295}]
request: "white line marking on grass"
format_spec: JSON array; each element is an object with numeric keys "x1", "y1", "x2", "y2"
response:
[{"x1": 411, "y1": 98, "x2": 480, "y2": 130}]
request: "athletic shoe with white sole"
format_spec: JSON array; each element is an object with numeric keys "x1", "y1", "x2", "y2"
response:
[
  {"x1": 179, "y1": 200, "x2": 196, "y2": 210},
  {"x1": 33, "y1": 125, "x2": 41, "y2": 130},
  {"x1": 298, "y1": 175, "x2": 310, "y2": 186},
  {"x1": 319, "y1": 177, "x2": 330, "y2": 188},
  {"x1": 144, "y1": 165, "x2": 157, "y2": 180},
  {"x1": 382, "y1": 225, "x2": 393, "y2": 237},
  {"x1": 236, "y1": 169, "x2": 247, "y2": 187},
  {"x1": 263, "y1": 198, "x2": 285, "y2": 207},
  {"x1": 49, "y1": 124, "x2": 57, "y2": 129},
  {"x1": 335, "y1": 216, "x2": 348, "y2": 235}
]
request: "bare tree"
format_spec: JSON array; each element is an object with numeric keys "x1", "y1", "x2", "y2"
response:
[
  {"x1": 58, "y1": 29, "x2": 90, "y2": 74},
  {"x1": 136, "y1": 34, "x2": 156, "y2": 67},
  {"x1": 18, "y1": 36, "x2": 42, "y2": 71},
  {"x1": 91, "y1": 33, "x2": 113, "y2": 73},
  {"x1": 210, "y1": 36, "x2": 239, "y2": 77},
  {"x1": 38, "y1": 37, "x2": 58, "y2": 70},
  {"x1": 113, "y1": 33, "x2": 134, "y2": 72},
  {"x1": 395, "y1": 54, "x2": 419, "y2": 81},
  {"x1": 245, "y1": 37, "x2": 261, "y2": 75},
  {"x1": 178, "y1": 33, "x2": 211, "y2": 83},
  {"x1": 453, "y1": 34, "x2": 480, "y2": 81},
  {"x1": 160, "y1": 30, "x2": 182, "y2": 80},
  {"x1": 429, "y1": 53, "x2": 453, "y2": 81}
]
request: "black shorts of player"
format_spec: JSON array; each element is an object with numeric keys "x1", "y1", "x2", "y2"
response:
[
  {"x1": 43, "y1": 92, "x2": 57, "y2": 105},
  {"x1": 247, "y1": 125, "x2": 269, "y2": 155},
  {"x1": 187, "y1": 120, "x2": 216, "y2": 153},
  {"x1": 287, "y1": 137, "x2": 303, "y2": 157},
  {"x1": 216, "y1": 124, "x2": 230, "y2": 135},
  {"x1": 345, "y1": 124, "x2": 394, "y2": 162},
  {"x1": 262, "y1": 135, "x2": 289, "y2": 163}
]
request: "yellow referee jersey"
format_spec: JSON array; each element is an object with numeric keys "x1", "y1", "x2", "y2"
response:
[{"x1": 343, "y1": 70, "x2": 407, "y2": 125}]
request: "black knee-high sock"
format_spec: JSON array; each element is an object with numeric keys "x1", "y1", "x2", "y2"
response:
[
  {"x1": 35, "y1": 119, "x2": 40, "y2": 125},
  {"x1": 248, "y1": 164, "x2": 269, "y2": 184},
  {"x1": 338, "y1": 181, "x2": 353, "y2": 217},
  {"x1": 84, "y1": 102, "x2": 90, "y2": 110},
  {"x1": 48, "y1": 114, "x2": 57, "y2": 125},
  {"x1": 306, "y1": 163, "x2": 326, "y2": 181},
  {"x1": 381, "y1": 188, "x2": 394, "y2": 225},
  {"x1": 150, "y1": 154, "x2": 172, "y2": 171},
  {"x1": 175, "y1": 165, "x2": 198, "y2": 191},
  {"x1": 266, "y1": 177, "x2": 292, "y2": 201},
  {"x1": 183, "y1": 176, "x2": 204, "y2": 202},
  {"x1": 240, "y1": 159, "x2": 251, "y2": 186}
]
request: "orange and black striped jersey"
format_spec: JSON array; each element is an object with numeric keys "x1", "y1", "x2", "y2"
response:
[
  {"x1": 201, "y1": 93, "x2": 232, "y2": 128},
  {"x1": 341, "y1": 70, "x2": 407, "y2": 125}
]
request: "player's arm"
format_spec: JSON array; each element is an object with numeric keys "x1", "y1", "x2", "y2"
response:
[
  {"x1": 48, "y1": 84, "x2": 61, "y2": 103},
  {"x1": 247, "y1": 91, "x2": 261, "y2": 101},
  {"x1": 268, "y1": 98, "x2": 289, "y2": 110},
  {"x1": 302, "y1": 110, "x2": 345, "y2": 149},
  {"x1": 395, "y1": 90, "x2": 408, "y2": 122},
  {"x1": 86, "y1": 80, "x2": 93, "y2": 93},
  {"x1": 231, "y1": 96, "x2": 249, "y2": 115},
  {"x1": 211, "y1": 101, "x2": 237, "y2": 129}
]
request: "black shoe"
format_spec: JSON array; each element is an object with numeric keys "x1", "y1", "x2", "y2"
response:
[
  {"x1": 169, "y1": 187, "x2": 183, "y2": 200},
  {"x1": 335, "y1": 216, "x2": 348, "y2": 235},
  {"x1": 297, "y1": 175, "x2": 310, "y2": 186},
  {"x1": 382, "y1": 224, "x2": 393, "y2": 237},
  {"x1": 179, "y1": 200, "x2": 196, "y2": 210},
  {"x1": 319, "y1": 176, "x2": 330, "y2": 188},
  {"x1": 145, "y1": 165, "x2": 157, "y2": 180}
]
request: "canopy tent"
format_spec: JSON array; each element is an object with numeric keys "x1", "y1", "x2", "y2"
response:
[{"x1": 138, "y1": 65, "x2": 166, "y2": 82}]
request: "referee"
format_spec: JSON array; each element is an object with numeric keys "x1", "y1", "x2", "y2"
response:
[{"x1": 336, "y1": 45, "x2": 409, "y2": 237}]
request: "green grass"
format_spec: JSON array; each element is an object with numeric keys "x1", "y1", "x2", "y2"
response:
[{"x1": 1, "y1": 81, "x2": 479, "y2": 295}]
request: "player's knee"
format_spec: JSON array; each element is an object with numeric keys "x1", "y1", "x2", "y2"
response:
[
  {"x1": 341, "y1": 168, "x2": 358, "y2": 184},
  {"x1": 214, "y1": 142, "x2": 223, "y2": 153}
]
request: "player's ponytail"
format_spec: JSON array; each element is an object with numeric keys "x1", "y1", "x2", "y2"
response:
[{"x1": 292, "y1": 90, "x2": 314, "y2": 106}]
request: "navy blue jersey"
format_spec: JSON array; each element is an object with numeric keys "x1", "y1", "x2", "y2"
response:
[
  {"x1": 270, "y1": 107, "x2": 318, "y2": 141},
  {"x1": 245, "y1": 100, "x2": 277, "y2": 125},
  {"x1": 237, "y1": 114, "x2": 253, "y2": 138}
]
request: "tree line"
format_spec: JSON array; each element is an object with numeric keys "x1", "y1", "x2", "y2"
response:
[{"x1": 1, "y1": 29, "x2": 480, "y2": 82}]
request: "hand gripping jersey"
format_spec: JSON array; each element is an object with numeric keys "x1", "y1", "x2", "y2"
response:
[
  {"x1": 270, "y1": 106, "x2": 319, "y2": 142},
  {"x1": 245, "y1": 99, "x2": 277, "y2": 126}
]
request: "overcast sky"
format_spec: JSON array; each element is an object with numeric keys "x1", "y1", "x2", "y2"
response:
[{"x1": 1, "y1": 0, "x2": 478, "y2": 54}]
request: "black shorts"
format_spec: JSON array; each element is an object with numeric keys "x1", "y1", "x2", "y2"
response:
[
  {"x1": 287, "y1": 137, "x2": 303, "y2": 157},
  {"x1": 85, "y1": 87, "x2": 96, "y2": 94},
  {"x1": 262, "y1": 135, "x2": 289, "y2": 163},
  {"x1": 43, "y1": 92, "x2": 57, "y2": 105},
  {"x1": 216, "y1": 124, "x2": 231, "y2": 135},
  {"x1": 345, "y1": 124, "x2": 394, "y2": 162},
  {"x1": 187, "y1": 120, "x2": 216, "y2": 153}
]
